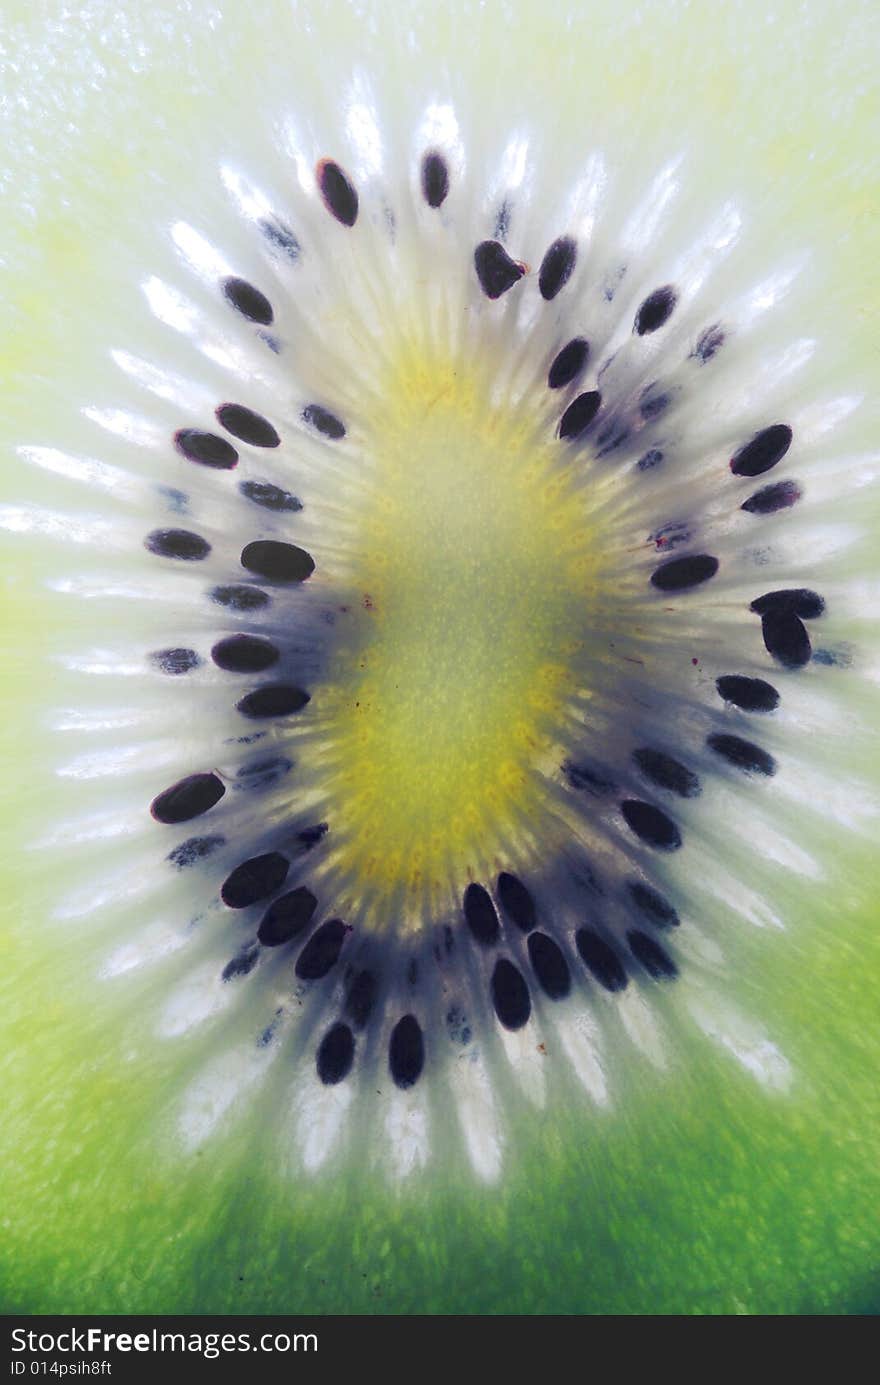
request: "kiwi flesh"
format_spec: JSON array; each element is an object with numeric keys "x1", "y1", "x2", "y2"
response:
[{"x1": 2, "y1": 0, "x2": 880, "y2": 1317}]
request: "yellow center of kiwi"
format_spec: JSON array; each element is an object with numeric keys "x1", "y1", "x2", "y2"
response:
[{"x1": 313, "y1": 334, "x2": 605, "y2": 919}]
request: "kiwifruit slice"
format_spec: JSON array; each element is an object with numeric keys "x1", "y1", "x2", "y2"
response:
[{"x1": 2, "y1": 0, "x2": 880, "y2": 1318}]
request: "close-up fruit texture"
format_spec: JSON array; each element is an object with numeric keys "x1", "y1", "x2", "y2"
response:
[{"x1": 2, "y1": 0, "x2": 879, "y2": 1317}]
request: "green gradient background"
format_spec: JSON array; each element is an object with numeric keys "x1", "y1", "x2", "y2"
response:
[{"x1": 2, "y1": 0, "x2": 880, "y2": 1315}]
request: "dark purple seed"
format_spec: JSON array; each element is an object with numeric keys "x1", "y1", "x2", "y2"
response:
[
  {"x1": 637, "y1": 448, "x2": 664, "y2": 471},
  {"x1": 150, "y1": 772, "x2": 225, "y2": 824},
  {"x1": 345, "y1": 969, "x2": 378, "y2": 1029},
  {"x1": 421, "y1": 151, "x2": 449, "y2": 208},
  {"x1": 576, "y1": 929, "x2": 627, "y2": 992},
  {"x1": 762, "y1": 612, "x2": 811, "y2": 668},
  {"x1": 496, "y1": 871, "x2": 536, "y2": 933},
  {"x1": 634, "y1": 285, "x2": 677, "y2": 335},
  {"x1": 527, "y1": 932, "x2": 571, "y2": 999},
  {"x1": 258, "y1": 886, "x2": 318, "y2": 946},
  {"x1": 741, "y1": 480, "x2": 801, "y2": 515},
  {"x1": 651, "y1": 554, "x2": 719, "y2": 592},
  {"x1": 216, "y1": 404, "x2": 280, "y2": 448},
  {"x1": 238, "y1": 479, "x2": 302, "y2": 512},
  {"x1": 302, "y1": 404, "x2": 345, "y2": 440},
  {"x1": 211, "y1": 634, "x2": 279, "y2": 673},
  {"x1": 234, "y1": 755, "x2": 292, "y2": 790},
  {"x1": 317, "y1": 159, "x2": 358, "y2": 227},
  {"x1": 316, "y1": 1023, "x2": 355, "y2": 1084},
  {"x1": 210, "y1": 584, "x2": 270, "y2": 611},
  {"x1": 389, "y1": 1014, "x2": 424, "y2": 1088},
  {"x1": 621, "y1": 799, "x2": 682, "y2": 851},
  {"x1": 627, "y1": 929, "x2": 678, "y2": 980},
  {"x1": 145, "y1": 528, "x2": 210, "y2": 561},
  {"x1": 707, "y1": 733, "x2": 777, "y2": 777},
  {"x1": 222, "y1": 946, "x2": 260, "y2": 982},
  {"x1": 221, "y1": 851, "x2": 289, "y2": 909},
  {"x1": 221, "y1": 276, "x2": 273, "y2": 326},
  {"x1": 167, "y1": 834, "x2": 225, "y2": 869},
  {"x1": 563, "y1": 759, "x2": 614, "y2": 795},
  {"x1": 750, "y1": 589, "x2": 824, "y2": 620},
  {"x1": 151, "y1": 647, "x2": 201, "y2": 676},
  {"x1": 490, "y1": 959, "x2": 531, "y2": 1030},
  {"x1": 640, "y1": 390, "x2": 671, "y2": 421},
  {"x1": 693, "y1": 324, "x2": 725, "y2": 362},
  {"x1": 241, "y1": 539, "x2": 315, "y2": 583},
  {"x1": 730, "y1": 424, "x2": 793, "y2": 478},
  {"x1": 558, "y1": 390, "x2": 601, "y2": 441},
  {"x1": 295, "y1": 918, "x2": 348, "y2": 980},
  {"x1": 174, "y1": 429, "x2": 239, "y2": 470},
  {"x1": 628, "y1": 881, "x2": 679, "y2": 928},
  {"x1": 463, "y1": 882, "x2": 500, "y2": 945},
  {"x1": 539, "y1": 236, "x2": 577, "y2": 301},
  {"x1": 236, "y1": 684, "x2": 310, "y2": 719},
  {"x1": 298, "y1": 823, "x2": 328, "y2": 850},
  {"x1": 716, "y1": 675, "x2": 780, "y2": 713},
  {"x1": 632, "y1": 747, "x2": 700, "y2": 798},
  {"x1": 548, "y1": 336, "x2": 589, "y2": 390},
  {"x1": 474, "y1": 239, "x2": 526, "y2": 299}
]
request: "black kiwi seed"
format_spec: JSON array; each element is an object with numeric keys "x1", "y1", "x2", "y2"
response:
[
  {"x1": 210, "y1": 584, "x2": 271, "y2": 611},
  {"x1": 563, "y1": 759, "x2": 615, "y2": 795},
  {"x1": 637, "y1": 448, "x2": 664, "y2": 471},
  {"x1": 491, "y1": 958, "x2": 531, "y2": 1029},
  {"x1": 620, "y1": 799, "x2": 683, "y2": 851},
  {"x1": 238, "y1": 480, "x2": 303, "y2": 513},
  {"x1": 761, "y1": 612, "x2": 812, "y2": 668},
  {"x1": 741, "y1": 480, "x2": 801, "y2": 515},
  {"x1": 707, "y1": 733, "x2": 777, "y2": 777},
  {"x1": 693, "y1": 324, "x2": 725, "y2": 362},
  {"x1": 145, "y1": 528, "x2": 211, "y2": 561},
  {"x1": 575, "y1": 929, "x2": 628, "y2": 992},
  {"x1": 151, "y1": 647, "x2": 201, "y2": 676},
  {"x1": 750, "y1": 589, "x2": 825, "y2": 619},
  {"x1": 628, "y1": 880, "x2": 680, "y2": 928},
  {"x1": 317, "y1": 159, "x2": 359, "y2": 227},
  {"x1": 527, "y1": 932, "x2": 571, "y2": 999},
  {"x1": 389, "y1": 1014, "x2": 425, "y2": 1089},
  {"x1": 650, "y1": 553, "x2": 719, "y2": 592},
  {"x1": 632, "y1": 747, "x2": 701, "y2": 798},
  {"x1": 211, "y1": 634, "x2": 280, "y2": 673},
  {"x1": 627, "y1": 929, "x2": 678, "y2": 980},
  {"x1": 174, "y1": 429, "x2": 239, "y2": 470},
  {"x1": 240, "y1": 540, "x2": 315, "y2": 583},
  {"x1": 496, "y1": 871, "x2": 536, "y2": 933},
  {"x1": 167, "y1": 834, "x2": 225, "y2": 869},
  {"x1": 150, "y1": 772, "x2": 225, "y2": 824},
  {"x1": 295, "y1": 918, "x2": 349, "y2": 980},
  {"x1": 216, "y1": 404, "x2": 280, "y2": 448},
  {"x1": 715, "y1": 674, "x2": 780, "y2": 713},
  {"x1": 316, "y1": 1023, "x2": 355, "y2": 1085},
  {"x1": 634, "y1": 285, "x2": 677, "y2": 335},
  {"x1": 302, "y1": 403, "x2": 346, "y2": 440},
  {"x1": 221, "y1": 276, "x2": 274, "y2": 325},
  {"x1": 221, "y1": 851, "x2": 290, "y2": 908},
  {"x1": 258, "y1": 886, "x2": 318, "y2": 946},
  {"x1": 421, "y1": 151, "x2": 450, "y2": 208},
  {"x1": 730, "y1": 424, "x2": 793, "y2": 478},
  {"x1": 474, "y1": 239, "x2": 526, "y2": 299},
  {"x1": 463, "y1": 882, "x2": 500, "y2": 945},
  {"x1": 236, "y1": 685, "x2": 311, "y2": 719},
  {"x1": 548, "y1": 336, "x2": 589, "y2": 390},
  {"x1": 222, "y1": 946, "x2": 260, "y2": 982},
  {"x1": 558, "y1": 390, "x2": 601, "y2": 440},
  {"x1": 345, "y1": 969, "x2": 378, "y2": 1029},
  {"x1": 538, "y1": 236, "x2": 577, "y2": 301}
]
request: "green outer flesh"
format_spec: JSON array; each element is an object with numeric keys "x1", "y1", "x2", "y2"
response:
[{"x1": 2, "y1": 0, "x2": 880, "y2": 1315}]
